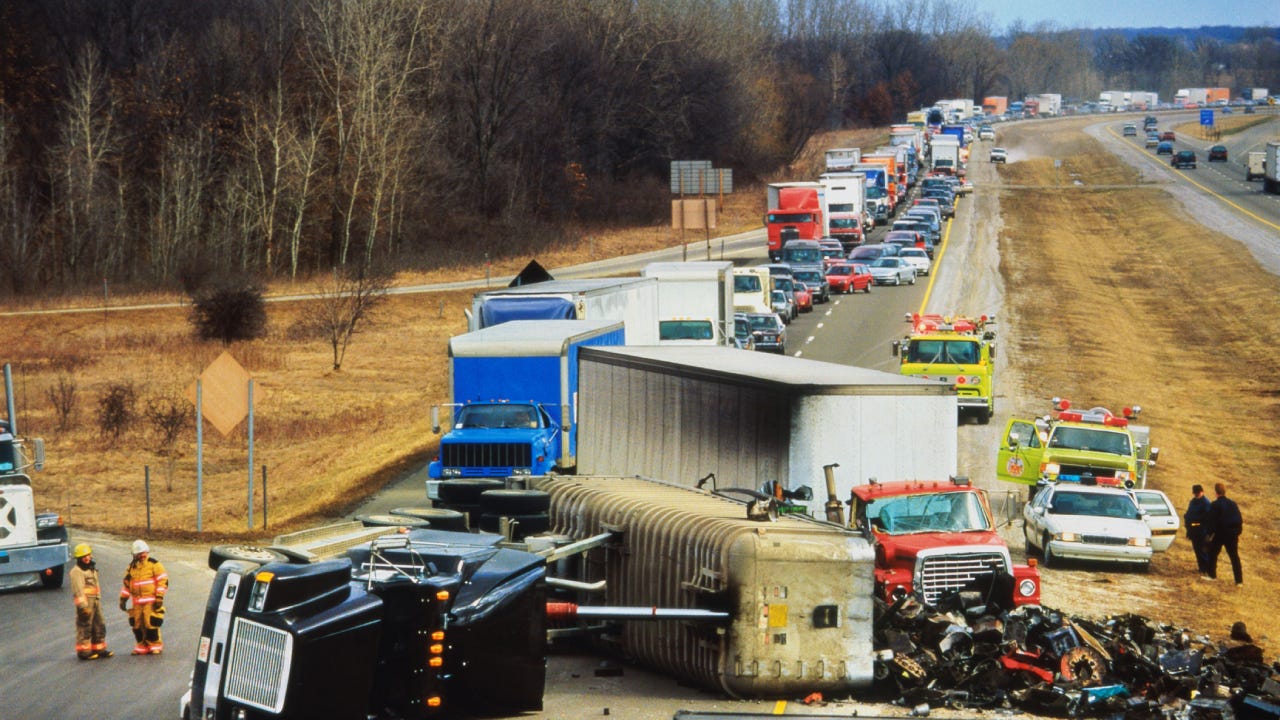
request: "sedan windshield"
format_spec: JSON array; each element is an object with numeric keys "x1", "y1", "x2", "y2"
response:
[
  {"x1": 871, "y1": 258, "x2": 899, "y2": 268},
  {"x1": 1048, "y1": 491, "x2": 1140, "y2": 520}
]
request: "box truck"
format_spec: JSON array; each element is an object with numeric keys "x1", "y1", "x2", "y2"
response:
[
  {"x1": 824, "y1": 148, "x2": 861, "y2": 173},
  {"x1": 467, "y1": 277, "x2": 658, "y2": 345},
  {"x1": 819, "y1": 171, "x2": 869, "y2": 250},
  {"x1": 641, "y1": 261, "x2": 734, "y2": 346},
  {"x1": 765, "y1": 182, "x2": 824, "y2": 261}
]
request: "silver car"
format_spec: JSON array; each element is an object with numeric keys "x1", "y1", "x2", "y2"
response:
[{"x1": 868, "y1": 257, "x2": 916, "y2": 286}]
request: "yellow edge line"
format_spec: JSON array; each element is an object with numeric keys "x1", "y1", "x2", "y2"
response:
[
  {"x1": 1106, "y1": 125, "x2": 1280, "y2": 232},
  {"x1": 917, "y1": 195, "x2": 956, "y2": 315},
  {"x1": 773, "y1": 699, "x2": 788, "y2": 714}
]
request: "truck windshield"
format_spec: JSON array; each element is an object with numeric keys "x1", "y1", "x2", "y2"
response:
[
  {"x1": 659, "y1": 320, "x2": 715, "y2": 341},
  {"x1": 1048, "y1": 427, "x2": 1131, "y2": 455},
  {"x1": 906, "y1": 339, "x2": 979, "y2": 364},
  {"x1": 829, "y1": 218, "x2": 859, "y2": 230},
  {"x1": 866, "y1": 187, "x2": 886, "y2": 199},
  {"x1": 455, "y1": 404, "x2": 540, "y2": 429},
  {"x1": 734, "y1": 275, "x2": 761, "y2": 292},
  {"x1": 866, "y1": 492, "x2": 991, "y2": 535},
  {"x1": 767, "y1": 213, "x2": 814, "y2": 223}
]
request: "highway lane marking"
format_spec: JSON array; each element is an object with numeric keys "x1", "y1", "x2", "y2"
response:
[
  {"x1": 917, "y1": 196, "x2": 956, "y2": 315},
  {"x1": 1105, "y1": 125, "x2": 1280, "y2": 232}
]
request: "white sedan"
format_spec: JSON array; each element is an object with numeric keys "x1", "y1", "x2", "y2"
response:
[
  {"x1": 868, "y1": 257, "x2": 916, "y2": 286},
  {"x1": 898, "y1": 247, "x2": 932, "y2": 276},
  {"x1": 1132, "y1": 488, "x2": 1179, "y2": 552},
  {"x1": 1023, "y1": 482, "x2": 1153, "y2": 569}
]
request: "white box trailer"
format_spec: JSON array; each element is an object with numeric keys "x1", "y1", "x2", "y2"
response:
[
  {"x1": 641, "y1": 261, "x2": 734, "y2": 345},
  {"x1": 468, "y1": 277, "x2": 660, "y2": 345},
  {"x1": 1265, "y1": 142, "x2": 1280, "y2": 195},
  {"x1": 1035, "y1": 93, "x2": 1062, "y2": 116},
  {"x1": 824, "y1": 147, "x2": 861, "y2": 172},
  {"x1": 819, "y1": 171, "x2": 868, "y2": 242},
  {"x1": 576, "y1": 346, "x2": 958, "y2": 515}
]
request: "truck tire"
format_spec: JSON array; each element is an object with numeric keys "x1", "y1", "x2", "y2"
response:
[
  {"x1": 41, "y1": 564, "x2": 65, "y2": 589},
  {"x1": 390, "y1": 507, "x2": 469, "y2": 531},
  {"x1": 438, "y1": 479, "x2": 505, "y2": 505},
  {"x1": 478, "y1": 512, "x2": 551, "y2": 538},
  {"x1": 208, "y1": 544, "x2": 289, "y2": 571},
  {"x1": 977, "y1": 407, "x2": 992, "y2": 425},
  {"x1": 357, "y1": 513, "x2": 430, "y2": 529},
  {"x1": 479, "y1": 489, "x2": 551, "y2": 515}
]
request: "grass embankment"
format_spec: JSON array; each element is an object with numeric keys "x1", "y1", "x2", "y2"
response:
[
  {"x1": 1173, "y1": 112, "x2": 1276, "y2": 141},
  {"x1": 996, "y1": 127, "x2": 1280, "y2": 650}
]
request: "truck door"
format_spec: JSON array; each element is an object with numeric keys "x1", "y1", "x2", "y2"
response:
[{"x1": 996, "y1": 418, "x2": 1043, "y2": 486}]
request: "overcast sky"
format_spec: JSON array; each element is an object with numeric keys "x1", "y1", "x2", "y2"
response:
[{"x1": 965, "y1": 0, "x2": 1277, "y2": 31}]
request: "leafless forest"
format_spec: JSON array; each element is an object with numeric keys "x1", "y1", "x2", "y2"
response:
[{"x1": 0, "y1": 0, "x2": 1275, "y2": 296}]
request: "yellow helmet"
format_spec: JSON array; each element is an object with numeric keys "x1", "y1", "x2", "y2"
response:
[{"x1": 74, "y1": 543, "x2": 92, "y2": 558}]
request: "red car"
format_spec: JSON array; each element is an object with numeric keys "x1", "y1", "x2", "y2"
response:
[
  {"x1": 825, "y1": 263, "x2": 873, "y2": 294},
  {"x1": 793, "y1": 282, "x2": 814, "y2": 312},
  {"x1": 1160, "y1": 130, "x2": 1176, "y2": 141}
]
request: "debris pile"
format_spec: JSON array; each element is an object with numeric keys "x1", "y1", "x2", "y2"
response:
[{"x1": 871, "y1": 588, "x2": 1279, "y2": 718}]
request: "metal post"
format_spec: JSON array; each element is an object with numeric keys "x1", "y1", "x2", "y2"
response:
[
  {"x1": 145, "y1": 465, "x2": 151, "y2": 533},
  {"x1": 262, "y1": 465, "x2": 268, "y2": 530},
  {"x1": 196, "y1": 380, "x2": 203, "y2": 533},
  {"x1": 247, "y1": 379, "x2": 254, "y2": 530}
]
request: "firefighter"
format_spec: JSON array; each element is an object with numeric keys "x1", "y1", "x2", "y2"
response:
[
  {"x1": 69, "y1": 543, "x2": 113, "y2": 660},
  {"x1": 119, "y1": 539, "x2": 168, "y2": 655}
]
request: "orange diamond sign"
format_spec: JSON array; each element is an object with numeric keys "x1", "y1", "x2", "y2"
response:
[{"x1": 186, "y1": 351, "x2": 251, "y2": 437}]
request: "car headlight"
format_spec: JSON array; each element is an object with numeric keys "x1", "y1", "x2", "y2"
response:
[
  {"x1": 1114, "y1": 470, "x2": 1131, "y2": 481},
  {"x1": 1018, "y1": 579, "x2": 1038, "y2": 597},
  {"x1": 1054, "y1": 531, "x2": 1080, "y2": 543},
  {"x1": 1129, "y1": 537, "x2": 1150, "y2": 547}
]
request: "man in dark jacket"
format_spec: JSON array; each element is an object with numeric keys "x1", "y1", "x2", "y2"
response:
[
  {"x1": 1184, "y1": 484, "x2": 1212, "y2": 577},
  {"x1": 1205, "y1": 482, "x2": 1243, "y2": 585}
]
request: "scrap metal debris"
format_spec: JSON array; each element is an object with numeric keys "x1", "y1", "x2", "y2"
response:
[{"x1": 866, "y1": 584, "x2": 1280, "y2": 719}]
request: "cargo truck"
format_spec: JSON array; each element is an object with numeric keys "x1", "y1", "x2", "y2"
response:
[
  {"x1": 819, "y1": 171, "x2": 869, "y2": 251},
  {"x1": 467, "y1": 277, "x2": 658, "y2": 345},
  {"x1": 0, "y1": 364, "x2": 65, "y2": 591},
  {"x1": 824, "y1": 147, "x2": 861, "y2": 172},
  {"x1": 765, "y1": 182, "x2": 824, "y2": 262},
  {"x1": 862, "y1": 154, "x2": 902, "y2": 208},
  {"x1": 1265, "y1": 142, "x2": 1280, "y2": 194},
  {"x1": 982, "y1": 96, "x2": 1008, "y2": 116},
  {"x1": 732, "y1": 266, "x2": 772, "y2": 314},
  {"x1": 852, "y1": 163, "x2": 892, "y2": 222},
  {"x1": 641, "y1": 261, "x2": 733, "y2": 345},
  {"x1": 1243, "y1": 88, "x2": 1269, "y2": 102},
  {"x1": 930, "y1": 136, "x2": 962, "y2": 176},
  {"x1": 1035, "y1": 93, "x2": 1062, "y2": 116},
  {"x1": 427, "y1": 320, "x2": 625, "y2": 496},
  {"x1": 1246, "y1": 151, "x2": 1266, "y2": 181}
]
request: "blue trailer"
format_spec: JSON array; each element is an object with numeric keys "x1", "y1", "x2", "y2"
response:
[
  {"x1": 940, "y1": 124, "x2": 967, "y2": 148},
  {"x1": 428, "y1": 320, "x2": 625, "y2": 492},
  {"x1": 852, "y1": 164, "x2": 890, "y2": 223}
]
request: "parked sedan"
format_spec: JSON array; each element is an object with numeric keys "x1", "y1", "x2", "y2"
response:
[
  {"x1": 1132, "y1": 488, "x2": 1179, "y2": 552},
  {"x1": 868, "y1": 257, "x2": 917, "y2": 286},
  {"x1": 898, "y1": 247, "x2": 932, "y2": 276},
  {"x1": 744, "y1": 312, "x2": 786, "y2": 354},
  {"x1": 825, "y1": 262, "x2": 873, "y2": 294},
  {"x1": 1208, "y1": 145, "x2": 1228, "y2": 161},
  {"x1": 1023, "y1": 481, "x2": 1153, "y2": 569}
]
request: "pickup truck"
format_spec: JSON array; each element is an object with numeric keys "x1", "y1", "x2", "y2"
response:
[{"x1": 1172, "y1": 150, "x2": 1197, "y2": 169}]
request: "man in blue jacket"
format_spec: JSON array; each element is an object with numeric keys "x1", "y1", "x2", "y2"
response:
[
  {"x1": 1205, "y1": 482, "x2": 1243, "y2": 585},
  {"x1": 1184, "y1": 484, "x2": 1212, "y2": 578}
]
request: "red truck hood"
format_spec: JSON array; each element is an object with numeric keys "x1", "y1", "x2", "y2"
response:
[{"x1": 877, "y1": 530, "x2": 1008, "y2": 558}]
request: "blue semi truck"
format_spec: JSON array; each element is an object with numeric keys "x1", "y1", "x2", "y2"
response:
[{"x1": 427, "y1": 320, "x2": 625, "y2": 494}]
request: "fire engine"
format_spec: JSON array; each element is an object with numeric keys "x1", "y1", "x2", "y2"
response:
[
  {"x1": 996, "y1": 398, "x2": 1158, "y2": 489},
  {"x1": 849, "y1": 475, "x2": 1040, "y2": 608},
  {"x1": 892, "y1": 313, "x2": 996, "y2": 424}
]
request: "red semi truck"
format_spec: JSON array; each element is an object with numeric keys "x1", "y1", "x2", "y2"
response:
[{"x1": 765, "y1": 182, "x2": 824, "y2": 262}]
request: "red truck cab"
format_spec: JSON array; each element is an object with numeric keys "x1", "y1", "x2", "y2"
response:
[
  {"x1": 765, "y1": 187, "x2": 823, "y2": 261},
  {"x1": 850, "y1": 476, "x2": 1040, "y2": 608}
]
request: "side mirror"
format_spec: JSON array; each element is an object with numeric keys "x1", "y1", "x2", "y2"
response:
[
  {"x1": 989, "y1": 344, "x2": 997, "y2": 359},
  {"x1": 1007, "y1": 431, "x2": 1021, "y2": 449},
  {"x1": 891, "y1": 340, "x2": 901, "y2": 357}
]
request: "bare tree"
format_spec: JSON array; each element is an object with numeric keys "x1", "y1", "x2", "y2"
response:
[
  {"x1": 144, "y1": 394, "x2": 191, "y2": 491},
  {"x1": 45, "y1": 374, "x2": 77, "y2": 432},
  {"x1": 302, "y1": 268, "x2": 391, "y2": 371}
]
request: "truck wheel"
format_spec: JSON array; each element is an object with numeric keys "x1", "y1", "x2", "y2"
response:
[
  {"x1": 480, "y1": 489, "x2": 551, "y2": 515},
  {"x1": 438, "y1": 479, "x2": 505, "y2": 505},
  {"x1": 208, "y1": 544, "x2": 289, "y2": 571},
  {"x1": 40, "y1": 564, "x2": 65, "y2": 589},
  {"x1": 977, "y1": 408, "x2": 992, "y2": 425},
  {"x1": 390, "y1": 507, "x2": 469, "y2": 531},
  {"x1": 357, "y1": 513, "x2": 430, "y2": 529}
]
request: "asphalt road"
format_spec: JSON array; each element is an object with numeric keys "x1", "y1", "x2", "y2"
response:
[{"x1": 0, "y1": 160, "x2": 1011, "y2": 719}]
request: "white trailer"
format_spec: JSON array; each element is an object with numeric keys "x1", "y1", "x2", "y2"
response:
[
  {"x1": 1265, "y1": 142, "x2": 1280, "y2": 195},
  {"x1": 824, "y1": 148, "x2": 861, "y2": 172},
  {"x1": 1035, "y1": 94, "x2": 1062, "y2": 116},
  {"x1": 641, "y1": 261, "x2": 734, "y2": 346},
  {"x1": 576, "y1": 346, "x2": 958, "y2": 516},
  {"x1": 468, "y1": 277, "x2": 660, "y2": 345},
  {"x1": 1246, "y1": 151, "x2": 1266, "y2": 181},
  {"x1": 819, "y1": 171, "x2": 869, "y2": 242},
  {"x1": 930, "y1": 136, "x2": 961, "y2": 174}
]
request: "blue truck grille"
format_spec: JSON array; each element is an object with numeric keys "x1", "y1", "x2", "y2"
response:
[
  {"x1": 225, "y1": 619, "x2": 291, "y2": 713},
  {"x1": 442, "y1": 442, "x2": 532, "y2": 470}
]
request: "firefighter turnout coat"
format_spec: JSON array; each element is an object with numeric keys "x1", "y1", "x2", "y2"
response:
[
  {"x1": 121, "y1": 555, "x2": 168, "y2": 653},
  {"x1": 70, "y1": 561, "x2": 108, "y2": 658}
]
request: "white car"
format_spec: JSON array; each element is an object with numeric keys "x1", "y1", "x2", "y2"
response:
[
  {"x1": 898, "y1": 247, "x2": 932, "y2": 276},
  {"x1": 989, "y1": 147, "x2": 1008, "y2": 163},
  {"x1": 868, "y1": 257, "x2": 916, "y2": 286},
  {"x1": 1023, "y1": 481, "x2": 1153, "y2": 569},
  {"x1": 1132, "y1": 488, "x2": 1179, "y2": 552}
]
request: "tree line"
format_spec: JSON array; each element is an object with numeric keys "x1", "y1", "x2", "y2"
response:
[{"x1": 0, "y1": 0, "x2": 1275, "y2": 296}]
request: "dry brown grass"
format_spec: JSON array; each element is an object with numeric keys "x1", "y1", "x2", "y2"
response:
[
  {"x1": 996, "y1": 120, "x2": 1280, "y2": 651},
  {"x1": 1172, "y1": 112, "x2": 1275, "y2": 141}
]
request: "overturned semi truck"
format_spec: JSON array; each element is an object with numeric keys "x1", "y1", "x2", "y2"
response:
[{"x1": 182, "y1": 475, "x2": 877, "y2": 719}]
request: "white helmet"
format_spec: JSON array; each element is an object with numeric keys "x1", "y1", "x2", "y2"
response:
[{"x1": 131, "y1": 539, "x2": 150, "y2": 555}]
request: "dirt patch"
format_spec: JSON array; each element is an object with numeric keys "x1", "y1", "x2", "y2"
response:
[{"x1": 994, "y1": 118, "x2": 1280, "y2": 654}]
